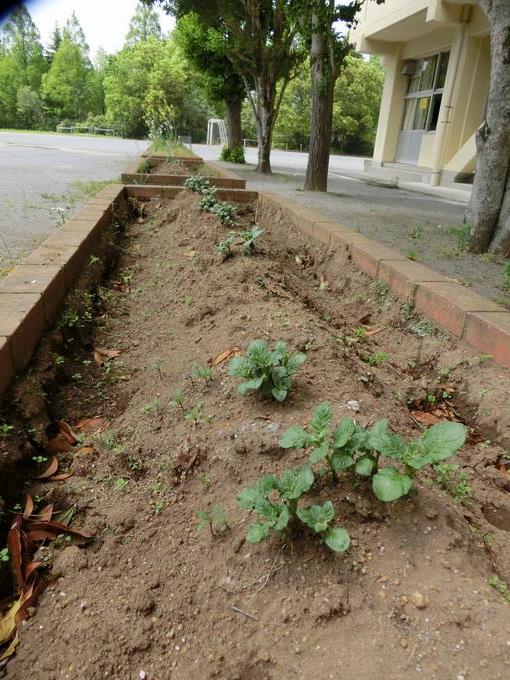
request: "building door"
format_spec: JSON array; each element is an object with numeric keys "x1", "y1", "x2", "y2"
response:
[{"x1": 395, "y1": 52, "x2": 449, "y2": 165}]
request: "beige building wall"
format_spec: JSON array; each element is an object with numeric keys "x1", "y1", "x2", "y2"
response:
[{"x1": 351, "y1": 0, "x2": 490, "y2": 186}]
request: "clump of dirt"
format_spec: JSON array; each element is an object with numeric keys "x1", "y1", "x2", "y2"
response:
[{"x1": 4, "y1": 190, "x2": 510, "y2": 679}]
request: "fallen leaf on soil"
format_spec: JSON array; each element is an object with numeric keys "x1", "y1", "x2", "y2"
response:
[
  {"x1": 357, "y1": 313, "x2": 371, "y2": 325},
  {"x1": 75, "y1": 445, "x2": 95, "y2": 455},
  {"x1": 265, "y1": 281, "x2": 293, "y2": 300},
  {"x1": 0, "y1": 598, "x2": 21, "y2": 657},
  {"x1": 27, "y1": 520, "x2": 92, "y2": 540},
  {"x1": 365, "y1": 327, "x2": 383, "y2": 337},
  {"x1": 6, "y1": 516, "x2": 24, "y2": 593},
  {"x1": 75, "y1": 417, "x2": 107, "y2": 434},
  {"x1": 36, "y1": 456, "x2": 59, "y2": 479},
  {"x1": 37, "y1": 504, "x2": 54, "y2": 522},
  {"x1": 48, "y1": 472, "x2": 74, "y2": 481},
  {"x1": 210, "y1": 346, "x2": 241, "y2": 367},
  {"x1": 93, "y1": 347, "x2": 121, "y2": 366},
  {"x1": 184, "y1": 251, "x2": 196, "y2": 257},
  {"x1": 412, "y1": 411, "x2": 442, "y2": 426},
  {"x1": 47, "y1": 420, "x2": 78, "y2": 453},
  {"x1": 22, "y1": 495, "x2": 34, "y2": 520}
]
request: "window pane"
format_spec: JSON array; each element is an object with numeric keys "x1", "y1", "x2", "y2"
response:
[
  {"x1": 436, "y1": 52, "x2": 449, "y2": 88},
  {"x1": 408, "y1": 74, "x2": 420, "y2": 94},
  {"x1": 428, "y1": 94, "x2": 442, "y2": 131},
  {"x1": 418, "y1": 56, "x2": 437, "y2": 91},
  {"x1": 401, "y1": 99, "x2": 416, "y2": 130},
  {"x1": 412, "y1": 97, "x2": 430, "y2": 129}
]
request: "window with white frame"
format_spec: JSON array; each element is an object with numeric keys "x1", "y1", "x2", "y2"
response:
[{"x1": 401, "y1": 52, "x2": 450, "y2": 132}]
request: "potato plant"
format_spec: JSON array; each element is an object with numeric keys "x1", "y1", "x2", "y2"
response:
[
  {"x1": 280, "y1": 402, "x2": 467, "y2": 501},
  {"x1": 199, "y1": 187, "x2": 218, "y2": 212},
  {"x1": 237, "y1": 466, "x2": 350, "y2": 552},
  {"x1": 239, "y1": 226, "x2": 264, "y2": 254},
  {"x1": 211, "y1": 202, "x2": 236, "y2": 226},
  {"x1": 228, "y1": 339, "x2": 306, "y2": 402},
  {"x1": 184, "y1": 176, "x2": 210, "y2": 193}
]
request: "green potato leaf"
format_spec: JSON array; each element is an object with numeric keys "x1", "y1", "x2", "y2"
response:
[
  {"x1": 279, "y1": 426, "x2": 313, "y2": 449},
  {"x1": 309, "y1": 441, "x2": 330, "y2": 464},
  {"x1": 247, "y1": 339, "x2": 272, "y2": 367},
  {"x1": 228, "y1": 356, "x2": 250, "y2": 377},
  {"x1": 297, "y1": 500, "x2": 335, "y2": 533},
  {"x1": 246, "y1": 523, "x2": 270, "y2": 543},
  {"x1": 323, "y1": 527, "x2": 351, "y2": 552},
  {"x1": 332, "y1": 418, "x2": 356, "y2": 449},
  {"x1": 372, "y1": 467, "x2": 413, "y2": 502},
  {"x1": 418, "y1": 421, "x2": 466, "y2": 463},
  {"x1": 271, "y1": 387, "x2": 288, "y2": 402},
  {"x1": 287, "y1": 352, "x2": 307, "y2": 374},
  {"x1": 277, "y1": 466, "x2": 314, "y2": 500},
  {"x1": 274, "y1": 504, "x2": 291, "y2": 531},
  {"x1": 331, "y1": 452, "x2": 354, "y2": 471},
  {"x1": 238, "y1": 376, "x2": 265, "y2": 395},
  {"x1": 355, "y1": 455, "x2": 376, "y2": 476},
  {"x1": 310, "y1": 402, "x2": 333, "y2": 437}
]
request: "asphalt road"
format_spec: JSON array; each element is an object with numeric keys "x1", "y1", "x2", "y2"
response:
[{"x1": 0, "y1": 131, "x2": 148, "y2": 267}]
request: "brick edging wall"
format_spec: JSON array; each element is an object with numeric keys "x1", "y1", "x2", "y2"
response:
[
  {"x1": 0, "y1": 184, "x2": 126, "y2": 399},
  {"x1": 257, "y1": 191, "x2": 510, "y2": 370}
]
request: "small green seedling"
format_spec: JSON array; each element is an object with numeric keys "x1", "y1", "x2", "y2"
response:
[
  {"x1": 184, "y1": 176, "x2": 210, "y2": 193},
  {"x1": 113, "y1": 478, "x2": 129, "y2": 492},
  {"x1": 197, "y1": 506, "x2": 229, "y2": 536},
  {"x1": 228, "y1": 339, "x2": 306, "y2": 402},
  {"x1": 297, "y1": 501, "x2": 350, "y2": 552},
  {"x1": 239, "y1": 226, "x2": 264, "y2": 254},
  {"x1": 433, "y1": 463, "x2": 472, "y2": 505},
  {"x1": 170, "y1": 389, "x2": 185, "y2": 413},
  {"x1": 365, "y1": 351, "x2": 390, "y2": 366},
  {"x1": 199, "y1": 187, "x2": 218, "y2": 212},
  {"x1": 185, "y1": 402, "x2": 212, "y2": 426},
  {"x1": 0, "y1": 423, "x2": 14, "y2": 438},
  {"x1": 488, "y1": 575, "x2": 510, "y2": 603},
  {"x1": 53, "y1": 353, "x2": 65, "y2": 366},
  {"x1": 194, "y1": 365, "x2": 214, "y2": 384},
  {"x1": 0, "y1": 547, "x2": 9, "y2": 562},
  {"x1": 32, "y1": 455, "x2": 49, "y2": 464},
  {"x1": 212, "y1": 202, "x2": 236, "y2": 226}
]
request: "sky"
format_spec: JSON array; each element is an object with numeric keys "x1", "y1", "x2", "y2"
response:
[{"x1": 1, "y1": 0, "x2": 175, "y2": 58}]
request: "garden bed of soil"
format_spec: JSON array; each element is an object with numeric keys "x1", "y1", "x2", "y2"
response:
[
  {"x1": 149, "y1": 160, "x2": 194, "y2": 176},
  {"x1": 3, "y1": 189, "x2": 510, "y2": 679}
]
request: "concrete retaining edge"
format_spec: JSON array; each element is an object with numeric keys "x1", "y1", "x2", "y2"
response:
[{"x1": 121, "y1": 157, "x2": 246, "y2": 189}]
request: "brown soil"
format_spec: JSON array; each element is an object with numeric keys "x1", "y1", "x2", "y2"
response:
[{"x1": 4, "y1": 190, "x2": 510, "y2": 680}]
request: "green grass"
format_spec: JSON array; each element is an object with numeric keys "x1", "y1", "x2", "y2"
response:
[
  {"x1": 148, "y1": 139, "x2": 197, "y2": 157},
  {"x1": 70, "y1": 178, "x2": 119, "y2": 197}
]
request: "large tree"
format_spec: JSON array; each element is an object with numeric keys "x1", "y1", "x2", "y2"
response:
[
  {"x1": 174, "y1": 12, "x2": 245, "y2": 149},
  {"x1": 126, "y1": 2, "x2": 162, "y2": 46},
  {"x1": 147, "y1": 0, "x2": 304, "y2": 173},
  {"x1": 467, "y1": 1, "x2": 510, "y2": 255},
  {"x1": 1, "y1": 5, "x2": 46, "y2": 91}
]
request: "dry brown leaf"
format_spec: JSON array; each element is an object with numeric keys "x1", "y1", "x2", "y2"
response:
[
  {"x1": 48, "y1": 472, "x2": 74, "y2": 481},
  {"x1": 36, "y1": 456, "x2": 59, "y2": 479},
  {"x1": 93, "y1": 347, "x2": 121, "y2": 366},
  {"x1": 365, "y1": 327, "x2": 383, "y2": 337},
  {"x1": 57, "y1": 420, "x2": 78, "y2": 444},
  {"x1": 210, "y1": 346, "x2": 241, "y2": 367},
  {"x1": 412, "y1": 411, "x2": 442, "y2": 426},
  {"x1": 184, "y1": 251, "x2": 196, "y2": 257},
  {"x1": 46, "y1": 433, "x2": 74, "y2": 454},
  {"x1": 319, "y1": 274, "x2": 329, "y2": 289},
  {"x1": 22, "y1": 495, "x2": 34, "y2": 520},
  {"x1": 37, "y1": 504, "x2": 53, "y2": 522},
  {"x1": 75, "y1": 445, "x2": 95, "y2": 455},
  {"x1": 6, "y1": 516, "x2": 24, "y2": 593},
  {"x1": 75, "y1": 417, "x2": 107, "y2": 434}
]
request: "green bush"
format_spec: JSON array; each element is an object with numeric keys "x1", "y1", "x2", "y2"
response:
[{"x1": 220, "y1": 145, "x2": 245, "y2": 164}]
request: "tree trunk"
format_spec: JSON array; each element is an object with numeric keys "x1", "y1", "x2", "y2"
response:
[
  {"x1": 304, "y1": 30, "x2": 334, "y2": 192},
  {"x1": 255, "y1": 78, "x2": 275, "y2": 174},
  {"x1": 225, "y1": 97, "x2": 242, "y2": 149},
  {"x1": 467, "y1": 1, "x2": 510, "y2": 253},
  {"x1": 489, "y1": 169, "x2": 510, "y2": 254}
]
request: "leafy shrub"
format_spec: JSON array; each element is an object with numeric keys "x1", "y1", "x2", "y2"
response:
[
  {"x1": 504, "y1": 261, "x2": 510, "y2": 291},
  {"x1": 220, "y1": 145, "x2": 245, "y2": 164},
  {"x1": 184, "y1": 176, "x2": 210, "y2": 193},
  {"x1": 199, "y1": 187, "x2": 218, "y2": 213},
  {"x1": 237, "y1": 467, "x2": 350, "y2": 552},
  {"x1": 280, "y1": 402, "x2": 467, "y2": 502},
  {"x1": 228, "y1": 339, "x2": 306, "y2": 401},
  {"x1": 211, "y1": 201, "x2": 236, "y2": 226}
]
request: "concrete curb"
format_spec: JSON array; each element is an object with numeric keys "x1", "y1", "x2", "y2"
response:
[{"x1": 257, "y1": 191, "x2": 510, "y2": 370}]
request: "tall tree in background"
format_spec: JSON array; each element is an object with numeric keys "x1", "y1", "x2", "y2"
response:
[
  {"x1": 63, "y1": 11, "x2": 90, "y2": 60},
  {"x1": 45, "y1": 23, "x2": 62, "y2": 65},
  {"x1": 147, "y1": 0, "x2": 304, "y2": 173},
  {"x1": 1, "y1": 5, "x2": 46, "y2": 90},
  {"x1": 174, "y1": 12, "x2": 245, "y2": 149},
  {"x1": 126, "y1": 2, "x2": 162, "y2": 46},
  {"x1": 467, "y1": 0, "x2": 510, "y2": 255}
]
